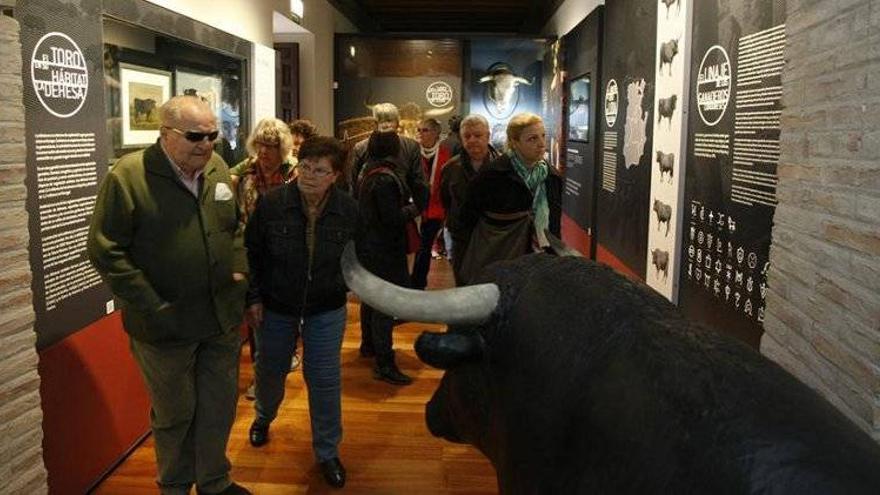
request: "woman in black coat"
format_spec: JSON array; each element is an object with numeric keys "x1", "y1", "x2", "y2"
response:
[
  {"x1": 456, "y1": 112, "x2": 562, "y2": 285},
  {"x1": 356, "y1": 131, "x2": 420, "y2": 385}
]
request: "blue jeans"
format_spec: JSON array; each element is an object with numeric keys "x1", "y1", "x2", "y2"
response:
[
  {"x1": 254, "y1": 306, "x2": 346, "y2": 462},
  {"x1": 411, "y1": 218, "x2": 443, "y2": 289}
]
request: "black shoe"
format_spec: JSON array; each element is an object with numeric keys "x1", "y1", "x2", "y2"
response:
[
  {"x1": 359, "y1": 346, "x2": 375, "y2": 358},
  {"x1": 320, "y1": 457, "x2": 346, "y2": 488},
  {"x1": 373, "y1": 364, "x2": 413, "y2": 385},
  {"x1": 197, "y1": 481, "x2": 252, "y2": 495},
  {"x1": 248, "y1": 422, "x2": 269, "y2": 447}
]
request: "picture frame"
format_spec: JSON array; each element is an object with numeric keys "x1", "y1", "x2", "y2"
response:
[
  {"x1": 174, "y1": 68, "x2": 223, "y2": 127},
  {"x1": 119, "y1": 63, "x2": 172, "y2": 147},
  {"x1": 568, "y1": 73, "x2": 591, "y2": 142}
]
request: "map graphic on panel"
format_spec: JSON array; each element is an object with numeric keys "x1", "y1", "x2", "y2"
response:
[{"x1": 596, "y1": 0, "x2": 657, "y2": 278}]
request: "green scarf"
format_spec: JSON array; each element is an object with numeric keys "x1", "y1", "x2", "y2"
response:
[{"x1": 509, "y1": 150, "x2": 550, "y2": 245}]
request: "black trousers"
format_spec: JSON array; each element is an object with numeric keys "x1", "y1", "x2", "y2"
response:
[{"x1": 359, "y1": 303, "x2": 395, "y2": 366}]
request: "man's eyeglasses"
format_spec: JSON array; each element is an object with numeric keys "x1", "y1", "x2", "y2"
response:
[
  {"x1": 165, "y1": 126, "x2": 219, "y2": 143},
  {"x1": 417, "y1": 127, "x2": 435, "y2": 133},
  {"x1": 297, "y1": 163, "x2": 334, "y2": 178}
]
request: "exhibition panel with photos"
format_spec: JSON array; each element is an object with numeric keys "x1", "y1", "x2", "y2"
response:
[
  {"x1": 104, "y1": 18, "x2": 248, "y2": 167},
  {"x1": 582, "y1": 0, "x2": 786, "y2": 346},
  {"x1": 17, "y1": 0, "x2": 254, "y2": 492},
  {"x1": 19, "y1": 0, "x2": 251, "y2": 349}
]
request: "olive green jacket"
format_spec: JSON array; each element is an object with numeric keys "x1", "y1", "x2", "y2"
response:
[{"x1": 87, "y1": 142, "x2": 248, "y2": 344}]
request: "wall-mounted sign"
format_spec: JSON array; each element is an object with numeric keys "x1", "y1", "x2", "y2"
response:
[
  {"x1": 426, "y1": 81, "x2": 453, "y2": 108},
  {"x1": 696, "y1": 44, "x2": 731, "y2": 126},
  {"x1": 605, "y1": 79, "x2": 618, "y2": 127},
  {"x1": 19, "y1": 9, "x2": 112, "y2": 349},
  {"x1": 681, "y1": 0, "x2": 787, "y2": 347},
  {"x1": 596, "y1": 0, "x2": 657, "y2": 279},
  {"x1": 30, "y1": 32, "x2": 88, "y2": 118}
]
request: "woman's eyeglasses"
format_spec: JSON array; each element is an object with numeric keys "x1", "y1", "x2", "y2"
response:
[
  {"x1": 297, "y1": 163, "x2": 334, "y2": 178},
  {"x1": 165, "y1": 126, "x2": 220, "y2": 143}
]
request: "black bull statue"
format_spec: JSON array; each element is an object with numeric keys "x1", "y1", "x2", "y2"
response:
[{"x1": 341, "y1": 243, "x2": 880, "y2": 494}]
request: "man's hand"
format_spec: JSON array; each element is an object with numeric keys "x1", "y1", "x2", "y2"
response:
[
  {"x1": 233, "y1": 272, "x2": 246, "y2": 282},
  {"x1": 245, "y1": 303, "x2": 263, "y2": 329}
]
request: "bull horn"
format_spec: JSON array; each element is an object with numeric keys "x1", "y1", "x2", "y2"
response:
[
  {"x1": 513, "y1": 76, "x2": 532, "y2": 86},
  {"x1": 341, "y1": 242, "x2": 499, "y2": 325},
  {"x1": 478, "y1": 75, "x2": 493, "y2": 84},
  {"x1": 415, "y1": 331, "x2": 484, "y2": 369}
]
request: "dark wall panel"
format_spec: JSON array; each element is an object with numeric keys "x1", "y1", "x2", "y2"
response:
[
  {"x1": 561, "y1": 8, "x2": 603, "y2": 239},
  {"x1": 679, "y1": 0, "x2": 786, "y2": 347},
  {"x1": 596, "y1": 0, "x2": 657, "y2": 278}
]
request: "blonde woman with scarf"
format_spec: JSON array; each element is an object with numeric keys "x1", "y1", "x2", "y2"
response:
[{"x1": 456, "y1": 112, "x2": 562, "y2": 285}]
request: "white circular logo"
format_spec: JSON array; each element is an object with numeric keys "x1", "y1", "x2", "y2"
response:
[
  {"x1": 604, "y1": 79, "x2": 618, "y2": 128},
  {"x1": 696, "y1": 45, "x2": 731, "y2": 126},
  {"x1": 426, "y1": 81, "x2": 453, "y2": 108},
  {"x1": 31, "y1": 32, "x2": 88, "y2": 118}
]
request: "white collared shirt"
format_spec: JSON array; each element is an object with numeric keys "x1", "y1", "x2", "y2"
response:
[{"x1": 160, "y1": 142, "x2": 204, "y2": 197}]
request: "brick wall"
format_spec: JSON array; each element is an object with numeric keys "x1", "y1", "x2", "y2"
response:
[
  {"x1": 0, "y1": 14, "x2": 50, "y2": 494},
  {"x1": 762, "y1": 0, "x2": 880, "y2": 441}
]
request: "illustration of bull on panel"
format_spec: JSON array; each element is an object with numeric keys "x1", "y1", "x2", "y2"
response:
[
  {"x1": 341, "y1": 242, "x2": 880, "y2": 494},
  {"x1": 659, "y1": 38, "x2": 679, "y2": 76},
  {"x1": 657, "y1": 94, "x2": 677, "y2": 129},
  {"x1": 656, "y1": 150, "x2": 675, "y2": 182}
]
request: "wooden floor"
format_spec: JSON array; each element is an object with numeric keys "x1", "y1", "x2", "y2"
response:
[{"x1": 94, "y1": 256, "x2": 498, "y2": 494}]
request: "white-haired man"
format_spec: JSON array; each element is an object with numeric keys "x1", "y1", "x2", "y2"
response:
[
  {"x1": 440, "y1": 114, "x2": 499, "y2": 284},
  {"x1": 88, "y1": 95, "x2": 250, "y2": 495}
]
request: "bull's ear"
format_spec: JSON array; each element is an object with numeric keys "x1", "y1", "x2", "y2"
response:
[{"x1": 415, "y1": 331, "x2": 485, "y2": 370}]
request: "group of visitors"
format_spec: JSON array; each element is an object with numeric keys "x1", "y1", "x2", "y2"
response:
[{"x1": 86, "y1": 95, "x2": 560, "y2": 495}]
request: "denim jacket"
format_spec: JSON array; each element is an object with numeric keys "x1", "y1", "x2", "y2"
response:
[{"x1": 245, "y1": 183, "x2": 358, "y2": 317}]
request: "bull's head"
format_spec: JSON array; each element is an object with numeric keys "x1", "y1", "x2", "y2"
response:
[
  {"x1": 341, "y1": 239, "x2": 581, "y2": 457},
  {"x1": 479, "y1": 63, "x2": 532, "y2": 117},
  {"x1": 341, "y1": 242, "x2": 498, "y2": 448}
]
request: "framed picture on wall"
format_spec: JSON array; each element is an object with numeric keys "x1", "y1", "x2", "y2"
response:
[
  {"x1": 120, "y1": 63, "x2": 172, "y2": 147},
  {"x1": 174, "y1": 68, "x2": 223, "y2": 126},
  {"x1": 568, "y1": 73, "x2": 591, "y2": 142}
]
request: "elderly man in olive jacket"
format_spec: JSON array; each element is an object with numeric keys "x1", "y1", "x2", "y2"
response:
[{"x1": 87, "y1": 96, "x2": 251, "y2": 495}]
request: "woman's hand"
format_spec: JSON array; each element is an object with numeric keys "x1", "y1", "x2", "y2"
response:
[{"x1": 245, "y1": 303, "x2": 264, "y2": 329}]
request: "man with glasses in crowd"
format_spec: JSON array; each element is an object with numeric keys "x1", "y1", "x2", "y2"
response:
[{"x1": 88, "y1": 95, "x2": 251, "y2": 495}]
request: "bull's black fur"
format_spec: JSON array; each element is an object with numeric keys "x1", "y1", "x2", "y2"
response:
[{"x1": 426, "y1": 254, "x2": 880, "y2": 494}]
